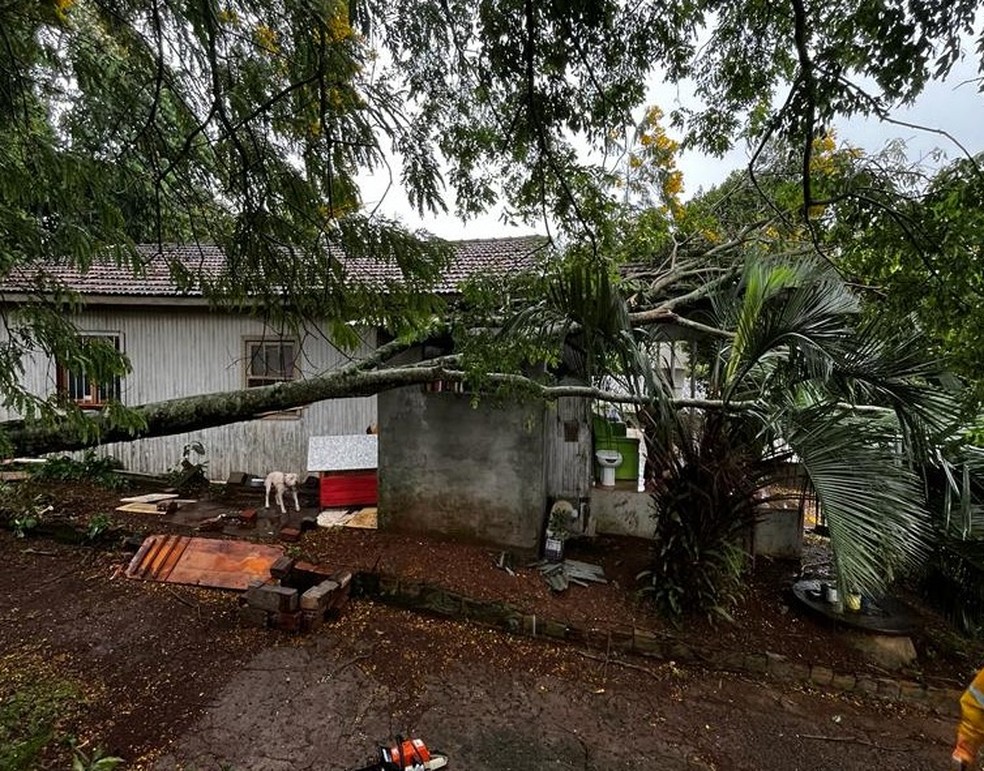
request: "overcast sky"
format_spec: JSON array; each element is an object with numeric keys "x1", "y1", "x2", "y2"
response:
[{"x1": 360, "y1": 55, "x2": 984, "y2": 241}]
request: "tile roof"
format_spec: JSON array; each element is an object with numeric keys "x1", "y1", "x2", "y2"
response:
[{"x1": 5, "y1": 236, "x2": 548, "y2": 299}]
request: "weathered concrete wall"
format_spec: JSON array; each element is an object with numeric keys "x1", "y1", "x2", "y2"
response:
[
  {"x1": 590, "y1": 488, "x2": 657, "y2": 539},
  {"x1": 378, "y1": 387, "x2": 546, "y2": 552},
  {"x1": 752, "y1": 506, "x2": 804, "y2": 559}
]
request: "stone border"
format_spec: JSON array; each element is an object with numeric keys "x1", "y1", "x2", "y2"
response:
[{"x1": 355, "y1": 572, "x2": 963, "y2": 718}]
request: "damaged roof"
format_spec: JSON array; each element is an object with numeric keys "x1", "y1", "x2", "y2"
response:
[{"x1": 5, "y1": 235, "x2": 549, "y2": 300}]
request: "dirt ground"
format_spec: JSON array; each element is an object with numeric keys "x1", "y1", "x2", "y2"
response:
[{"x1": 0, "y1": 479, "x2": 979, "y2": 769}]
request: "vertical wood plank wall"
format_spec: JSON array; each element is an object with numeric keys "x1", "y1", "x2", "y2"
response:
[
  {"x1": 0, "y1": 306, "x2": 377, "y2": 480},
  {"x1": 543, "y1": 395, "x2": 593, "y2": 502}
]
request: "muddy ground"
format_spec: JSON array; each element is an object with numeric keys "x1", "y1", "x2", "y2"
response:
[{"x1": 0, "y1": 479, "x2": 977, "y2": 769}]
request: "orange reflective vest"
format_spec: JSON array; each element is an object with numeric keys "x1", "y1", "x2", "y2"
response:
[{"x1": 954, "y1": 668, "x2": 984, "y2": 766}]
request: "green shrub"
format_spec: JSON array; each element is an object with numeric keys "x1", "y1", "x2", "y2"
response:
[{"x1": 29, "y1": 451, "x2": 126, "y2": 491}]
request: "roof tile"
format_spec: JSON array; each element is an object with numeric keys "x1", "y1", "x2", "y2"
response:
[{"x1": 5, "y1": 236, "x2": 548, "y2": 298}]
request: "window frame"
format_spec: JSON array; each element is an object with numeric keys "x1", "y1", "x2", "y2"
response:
[
  {"x1": 56, "y1": 333, "x2": 124, "y2": 409},
  {"x1": 243, "y1": 336, "x2": 301, "y2": 418}
]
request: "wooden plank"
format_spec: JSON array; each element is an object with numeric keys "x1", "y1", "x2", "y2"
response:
[
  {"x1": 119, "y1": 493, "x2": 179, "y2": 504},
  {"x1": 115, "y1": 503, "x2": 162, "y2": 514},
  {"x1": 345, "y1": 507, "x2": 377, "y2": 529}
]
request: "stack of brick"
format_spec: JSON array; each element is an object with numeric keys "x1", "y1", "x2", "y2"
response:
[{"x1": 238, "y1": 556, "x2": 351, "y2": 632}]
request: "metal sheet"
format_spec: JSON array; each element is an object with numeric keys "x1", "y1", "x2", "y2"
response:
[
  {"x1": 307, "y1": 434, "x2": 378, "y2": 472},
  {"x1": 125, "y1": 534, "x2": 284, "y2": 590}
]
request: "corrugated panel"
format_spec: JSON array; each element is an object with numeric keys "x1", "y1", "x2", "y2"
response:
[
  {"x1": 125, "y1": 534, "x2": 284, "y2": 590},
  {"x1": 4, "y1": 307, "x2": 378, "y2": 478}
]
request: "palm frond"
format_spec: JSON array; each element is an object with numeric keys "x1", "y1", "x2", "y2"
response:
[
  {"x1": 827, "y1": 316, "x2": 961, "y2": 456},
  {"x1": 786, "y1": 407, "x2": 933, "y2": 597}
]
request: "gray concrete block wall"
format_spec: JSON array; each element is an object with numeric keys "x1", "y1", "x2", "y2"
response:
[{"x1": 378, "y1": 387, "x2": 547, "y2": 552}]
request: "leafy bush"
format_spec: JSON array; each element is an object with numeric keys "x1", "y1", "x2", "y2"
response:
[
  {"x1": 29, "y1": 451, "x2": 126, "y2": 490},
  {"x1": 70, "y1": 741, "x2": 124, "y2": 771},
  {"x1": 640, "y1": 414, "x2": 759, "y2": 620}
]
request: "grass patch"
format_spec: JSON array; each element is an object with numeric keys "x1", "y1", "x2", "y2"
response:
[{"x1": 0, "y1": 653, "x2": 88, "y2": 771}]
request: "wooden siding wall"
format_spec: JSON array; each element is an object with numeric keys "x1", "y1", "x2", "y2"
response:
[
  {"x1": 0, "y1": 307, "x2": 376, "y2": 480},
  {"x1": 543, "y1": 394, "x2": 593, "y2": 503}
]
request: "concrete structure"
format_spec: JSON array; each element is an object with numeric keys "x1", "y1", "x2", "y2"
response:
[
  {"x1": 590, "y1": 487, "x2": 658, "y2": 539},
  {"x1": 590, "y1": 486, "x2": 806, "y2": 559},
  {"x1": 378, "y1": 387, "x2": 547, "y2": 552}
]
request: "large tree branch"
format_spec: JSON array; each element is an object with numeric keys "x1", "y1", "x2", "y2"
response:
[{"x1": 0, "y1": 361, "x2": 755, "y2": 457}]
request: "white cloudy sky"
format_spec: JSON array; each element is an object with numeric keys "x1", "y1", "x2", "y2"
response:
[{"x1": 360, "y1": 54, "x2": 984, "y2": 241}]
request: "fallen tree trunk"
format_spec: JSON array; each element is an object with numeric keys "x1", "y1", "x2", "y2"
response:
[
  {"x1": 0, "y1": 361, "x2": 754, "y2": 457},
  {"x1": 1, "y1": 364, "x2": 449, "y2": 457}
]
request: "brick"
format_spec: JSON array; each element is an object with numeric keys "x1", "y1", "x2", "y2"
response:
[
  {"x1": 275, "y1": 610, "x2": 302, "y2": 632},
  {"x1": 278, "y1": 526, "x2": 301, "y2": 542},
  {"x1": 768, "y1": 657, "x2": 810, "y2": 683},
  {"x1": 331, "y1": 570, "x2": 353, "y2": 589},
  {"x1": 238, "y1": 605, "x2": 269, "y2": 628},
  {"x1": 831, "y1": 673, "x2": 856, "y2": 692},
  {"x1": 302, "y1": 609, "x2": 324, "y2": 632},
  {"x1": 245, "y1": 582, "x2": 298, "y2": 613},
  {"x1": 300, "y1": 580, "x2": 340, "y2": 611},
  {"x1": 876, "y1": 678, "x2": 900, "y2": 699},
  {"x1": 420, "y1": 587, "x2": 462, "y2": 616},
  {"x1": 632, "y1": 629, "x2": 664, "y2": 656},
  {"x1": 899, "y1": 681, "x2": 927, "y2": 701},
  {"x1": 328, "y1": 582, "x2": 350, "y2": 611},
  {"x1": 667, "y1": 642, "x2": 694, "y2": 661},
  {"x1": 855, "y1": 677, "x2": 879, "y2": 695},
  {"x1": 609, "y1": 627, "x2": 635, "y2": 652},
  {"x1": 926, "y1": 688, "x2": 963, "y2": 717},
  {"x1": 810, "y1": 665, "x2": 834, "y2": 686},
  {"x1": 744, "y1": 654, "x2": 768, "y2": 673},
  {"x1": 270, "y1": 555, "x2": 296, "y2": 579},
  {"x1": 294, "y1": 561, "x2": 333, "y2": 579},
  {"x1": 542, "y1": 620, "x2": 568, "y2": 640}
]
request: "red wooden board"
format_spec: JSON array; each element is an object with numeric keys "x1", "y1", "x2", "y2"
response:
[{"x1": 320, "y1": 471, "x2": 378, "y2": 507}]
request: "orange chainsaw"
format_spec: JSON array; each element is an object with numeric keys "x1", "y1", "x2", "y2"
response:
[{"x1": 351, "y1": 735, "x2": 448, "y2": 771}]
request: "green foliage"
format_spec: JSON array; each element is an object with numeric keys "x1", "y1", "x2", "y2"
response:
[
  {"x1": 838, "y1": 152, "x2": 984, "y2": 407},
  {"x1": 642, "y1": 257, "x2": 958, "y2": 617},
  {"x1": 70, "y1": 741, "x2": 124, "y2": 771},
  {"x1": 0, "y1": 658, "x2": 85, "y2": 771},
  {"x1": 10, "y1": 511, "x2": 40, "y2": 539},
  {"x1": 29, "y1": 451, "x2": 125, "y2": 491},
  {"x1": 85, "y1": 513, "x2": 113, "y2": 543},
  {"x1": 0, "y1": 0, "x2": 979, "y2": 460},
  {"x1": 639, "y1": 422, "x2": 751, "y2": 620}
]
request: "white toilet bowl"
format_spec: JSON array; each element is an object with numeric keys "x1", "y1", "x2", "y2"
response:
[{"x1": 595, "y1": 450, "x2": 623, "y2": 487}]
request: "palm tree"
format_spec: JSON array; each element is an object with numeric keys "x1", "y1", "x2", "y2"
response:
[
  {"x1": 640, "y1": 256, "x2": 959, "y2": 616},
  {"x1": 498, "y1": 250, "x2": 957, "y2": 617}
]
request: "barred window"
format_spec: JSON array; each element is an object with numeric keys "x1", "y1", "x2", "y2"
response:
[{"x1": 57, "y1": 335, "x2": 122, "y2": 408}]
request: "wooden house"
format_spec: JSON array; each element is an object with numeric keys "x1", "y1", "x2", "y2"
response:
[{"x1": 0, "y1": 237, "x2": 545, "y2": 481}]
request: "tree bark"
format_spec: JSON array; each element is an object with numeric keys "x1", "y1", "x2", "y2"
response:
[{"x1": 0, "y1": 362, "x2": 757, "y2": 458}]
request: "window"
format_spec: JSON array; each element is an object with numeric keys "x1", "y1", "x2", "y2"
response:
[
  {"x1": 245, "y1": 339, "x2": 297, "y2": 388},
  {"x1": 57, "y1": 335, "x2": 123, "y2": 408}
]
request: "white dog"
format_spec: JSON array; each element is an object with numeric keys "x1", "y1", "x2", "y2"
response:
[{"x1": 264, "y1": 471, "x2": 300, "y2": 514}]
